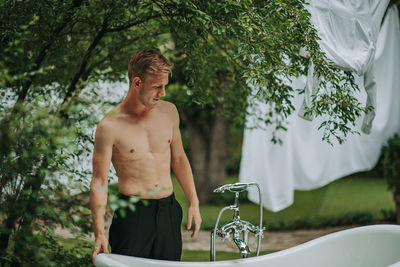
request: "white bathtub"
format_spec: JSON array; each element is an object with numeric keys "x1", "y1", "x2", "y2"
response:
[{"x1": 95, "y1": 224, "x2": 400, "y2": 267}]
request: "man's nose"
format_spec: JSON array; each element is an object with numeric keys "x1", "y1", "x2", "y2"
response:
[{"x1": 159, "y1": 86, "x2": 166, "y2": 97}]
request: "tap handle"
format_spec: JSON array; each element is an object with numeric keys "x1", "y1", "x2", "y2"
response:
[
  {"x1": 213, "y1": 182, "x2": 258, "y2": 193},
  {"x1": 255, "y1": 227, "x2": 265, "y2": 238},
  {"x1": 216, "y1": 229, "x2": 232, "y2": 242}
]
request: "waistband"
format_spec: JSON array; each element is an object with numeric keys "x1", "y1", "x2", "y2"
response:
[{"x1": 118, "y1": 192, "x2": 175, "y2": 206}]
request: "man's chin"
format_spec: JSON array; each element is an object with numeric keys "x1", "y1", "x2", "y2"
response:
[{"x1": 146, "y1": 101, "x2": 158, "y2": 108}]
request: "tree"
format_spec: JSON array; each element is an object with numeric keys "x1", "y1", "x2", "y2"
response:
[
  {"x1": 381, "y1": 134, "x2": 400, "y2": 224},
  {"x1": 1, "y1": 0, "x2": 368, "y2": 264},
  {"x1": 0, "y1": 0, "x2": 167, "y2": 264},
  {"x1": 163, "y1": 0, "x2": 365, "y2": 202}
]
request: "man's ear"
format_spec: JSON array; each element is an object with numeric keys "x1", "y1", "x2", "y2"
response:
[{"x1": 131, "y1": 77, "x2": 141, "y2": 88}]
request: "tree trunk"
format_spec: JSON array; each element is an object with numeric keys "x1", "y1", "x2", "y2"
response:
[
  {"x1": 183, "y1": 112, "x2": 229, "y2": 204},
  {"x1": 0, "y1": 163, "x2": 46, "y2": 260},
  {"x1": 0, "y1": 214, "x2": 16, "y2": 252},
  {"x1": 207, "y1": 114, "x2": 229, "y2": 198},
  {"x1": 184, "y1": 113, "x2": 208, "y2": 202},
  {"x1": 394, "y1": 192, "x2": 400, "y2": 224}
]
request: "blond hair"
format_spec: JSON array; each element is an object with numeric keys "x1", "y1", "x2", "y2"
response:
[{"x1": 128, "y1": 49, "x2": 173, "y2": 85}]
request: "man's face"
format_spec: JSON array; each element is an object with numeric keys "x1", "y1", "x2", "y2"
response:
[{"x1": 138, "y1": 73, "x2": 169, "y2": 108}]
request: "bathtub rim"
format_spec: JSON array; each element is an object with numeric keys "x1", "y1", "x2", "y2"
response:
[{"x1": 95, "y1": 224, "x2": 400, "y2": 266}]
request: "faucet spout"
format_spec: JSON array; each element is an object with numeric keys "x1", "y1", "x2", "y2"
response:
[{"x1": 233, "y1": 237, "x2": 250, "y2": 257}]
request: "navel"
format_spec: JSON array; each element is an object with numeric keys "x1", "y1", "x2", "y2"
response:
[{"x1": 130, "y1": 148, "x2": 135, "y2": 153}]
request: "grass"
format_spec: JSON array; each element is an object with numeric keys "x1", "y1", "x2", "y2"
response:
[
  {"x1": 55, "y1": 235, "x2": 93, "y2": 252},
  {"x1": 181, "y1": 250, "x2": 273, "y2": 261},
  {"x1": 172, "y1": 175, "x2": 395, "y2": 230}
]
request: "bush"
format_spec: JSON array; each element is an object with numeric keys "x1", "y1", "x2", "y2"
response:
[
  {"x1": 381, "y1": 133, "x2": 400, "y2": 223},
  {"x1": 41, "y1": 234, "x2": 92, "y2": 267},
  {"x1": 0, "y1": 232, "x2": 92, "y2": 267},
  {"x1": 201, "y1": 211, "x2": 375, "y2": 231},
  {"x1": 380, "y1": 209, "x2": 396, "y2": 223},
  {"x1": 381, "y1": 134, "x2": 400, "y2": 194}
]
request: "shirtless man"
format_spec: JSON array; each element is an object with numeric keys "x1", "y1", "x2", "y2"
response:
[{"x1": 90, "y1": 49, "x2": 202, "y2": 263}]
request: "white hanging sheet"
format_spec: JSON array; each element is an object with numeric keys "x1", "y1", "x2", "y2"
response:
[
  {"x1": 299, "y1": 0, "x2": 390, "y2": 133},
  {"x1": 306, "y1": 0, "x2": 388, "y2": 74},
  {"x1": 239, "y1": 5, "x2": 400, "y2": 212}
]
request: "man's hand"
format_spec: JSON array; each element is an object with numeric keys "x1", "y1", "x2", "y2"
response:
[
  {"x1": 186, "y1": 204, "x2": 202, "y2": 238},
  {"x1": 92, "y1": 235, "x2": 109, "y2": 263}
]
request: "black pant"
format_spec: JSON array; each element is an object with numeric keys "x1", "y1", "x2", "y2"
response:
[{"x1": 109, "y1": 193, "x2": 183, "y2": 261}]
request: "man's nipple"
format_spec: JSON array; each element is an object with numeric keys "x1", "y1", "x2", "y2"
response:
[
  {"x1": 130, "y1": 148, "x2": 135, "y2": 153},
  {"x1": 168, "y1": 139, "x2": 171, "y2": 144}
]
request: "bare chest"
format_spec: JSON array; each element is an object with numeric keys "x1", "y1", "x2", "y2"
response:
[{"x1": 112, "y1": 114, "x2": 173, "y2": 160}]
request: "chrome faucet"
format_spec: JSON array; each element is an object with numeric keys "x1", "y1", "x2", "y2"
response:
[
  {"x1": 233, "y1": 235, "x2": 250, "y2": 257},
  {"x1": 210, "y1": 182, "x2": 264, "y2": 261}
]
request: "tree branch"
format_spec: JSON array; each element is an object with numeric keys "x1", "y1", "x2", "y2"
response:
[
  {"x1": 81, "y1": 36, "x2": 141, "y2": 80},
  {"x1": 62, "y1": 18, "x2": 109, "y2": 104},
  {"x1": 61, "y1": 16, "x2": 164, "y2": 108},
  {"x1": 15, "y1": 0, "x2": 84, "y2": 105},
  {"x1": 105, "y1": 14, "x2": 163, "y2": 33}
]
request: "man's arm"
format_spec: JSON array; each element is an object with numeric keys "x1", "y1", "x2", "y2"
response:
[
  {"x1": 90, "y1": 120, "x2": 113, "y2": 262},
  {"x1": 170, "y1": 104, "x2": 202, "y2": 238}
]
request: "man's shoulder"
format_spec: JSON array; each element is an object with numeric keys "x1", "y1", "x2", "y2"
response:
[
  {"x1": 96, "y1": 107, "x2": 121, "y2": 135},
  {"x1": 95, "y1": 117, "x2": 114, "y2": 136},
  {"x1": 98, "y1": 106, "x2": 123, "y2": 125},
  {"x1": 158, "y1": 100, "x2": 178, "y2": 114},
  {"x1": 103, "y1": 106, "x2": 123, "y2": 120},
  {"x1": 158, "y1": 101, "x2": 180, "y2": 125}
]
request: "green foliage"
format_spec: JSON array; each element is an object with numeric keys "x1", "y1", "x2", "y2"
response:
[
  {"x1": 267, "y1": 211, "x2": 375, "y2": 231},
  {"x1": 381, "y1": 134, "x2": 400, "y2": 194},
  {"x1": 40, "y1": 234, "x2": 92, "y2": 267},
  {"x1": 0, "y1": 14, "x2": 96, "y2": 265},
  {"x1": 0, "y1": 0, "x2": 369, "y2": 143},
  {"x1": 0, "y1": 100, "x2": 95, "y2": 265},
  {"x1": 162, "y1": 0, "x2": 366, "y2": 144},
  {"x1": 0, "y1": 233, "x2": 92, "y2": 267},
  {"x1": 0, "y1": 0, "x2": 377, "y2": 265},
  {"x1": 380, "y1": 209, "x2": 397, "y2": 222}
]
